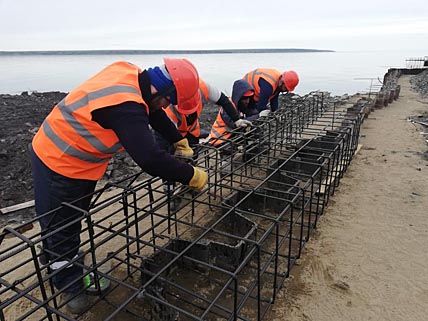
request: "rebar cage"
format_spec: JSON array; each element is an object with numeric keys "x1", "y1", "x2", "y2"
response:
[{"x1": 0, "y1": 92, "x2": 372, "y2": 321}]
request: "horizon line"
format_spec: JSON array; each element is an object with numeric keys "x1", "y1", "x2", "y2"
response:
[{"x1": 0, "y1": 48, "x2": 335, "y2": 55}]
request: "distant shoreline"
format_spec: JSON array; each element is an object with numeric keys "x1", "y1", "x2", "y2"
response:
[{"x1": 0, "y1": 48, "x2": 334, "y2": 56}]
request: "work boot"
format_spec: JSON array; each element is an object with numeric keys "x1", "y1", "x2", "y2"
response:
[{"x1": 63, "y1": 290, "x2": 90, "y2": 315}]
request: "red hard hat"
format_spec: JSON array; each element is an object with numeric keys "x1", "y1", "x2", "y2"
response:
[
  {"x1": 164, "y1": 58, "x2": 201, "y2": 114},
  {"x1": 282, "y1": 70, "x2": 299, "y2": 92}
]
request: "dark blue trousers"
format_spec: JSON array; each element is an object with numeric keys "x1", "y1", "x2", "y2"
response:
[{"x1": 30, "y1": 148, "x2": 97, "y2": 293}]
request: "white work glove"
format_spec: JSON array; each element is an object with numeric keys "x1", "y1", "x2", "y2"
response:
[
  {"x1": 259, "y1": 109, "x2": 271, "y2": 117},
  {"x1": 234, "y1": 119, "x2": 252, "y2": 128}
]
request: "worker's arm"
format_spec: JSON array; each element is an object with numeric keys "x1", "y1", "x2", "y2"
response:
[
  {"x1": 92, "y1": 102, "x2": 193, "y2": 184},
  {"x1": 218, "y1": 108, "x2": 236, "y2": 129},
  {"x1": 215, "y1": 93, "x2": 240, "y2": 122},
  {"x1": 245, "y1": 114, "x2": 260, "y2": 121},
  {"x1": 269, "y1": 95, "x2": 279, "y2": 112},
  {"x1": 257, "y1": 78, "x2": 274, "y2": 112},
  {"x1": 204, "y1": 81, "x2": 240, "y2": 121},
  {"x1": 148, "y1": 108, "x2": 182, "y2": 144}
]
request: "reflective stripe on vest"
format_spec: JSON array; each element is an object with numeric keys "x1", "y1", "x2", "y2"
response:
[
  {"x1": 165, "y1": 104, "x2": 183, "y2": 128},
  {"x1": 210, "y1": 118, "x2": 234, "y2": 146},
  {"x1": 42, "y1": 120, "x2": 110, "y2": 164},
  {"x1": 164, "y1": 104, "x2": 202, "y2": 137},
  {"x1": 243, "y1": 68, "x2": 281, "y2": 101},
  {"x1": 209, "y1": 99, "x2": 239, "y2": 146},
  {"x1": 46, "y1": 86, "x2": 139, "y2": 162}
]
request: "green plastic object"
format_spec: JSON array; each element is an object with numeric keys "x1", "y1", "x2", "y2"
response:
[{"x1": 84, "y1": 264, "x2": 111, "y2": 294}]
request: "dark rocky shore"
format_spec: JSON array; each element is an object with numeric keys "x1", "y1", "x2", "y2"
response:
[{"x1": 0, "y1": 92, "x2": 66, "y2": 208}]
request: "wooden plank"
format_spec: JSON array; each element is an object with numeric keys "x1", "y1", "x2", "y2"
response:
[{"x1": 0, "y1": 200, "x2": 35, "y2": 215}]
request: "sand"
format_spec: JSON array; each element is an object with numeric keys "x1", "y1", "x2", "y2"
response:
[{"x1": 270, "y1": 75, "x2": 428, "y2": 321}]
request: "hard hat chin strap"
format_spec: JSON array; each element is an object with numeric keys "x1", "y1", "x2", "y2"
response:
[{"x1": 151, "y1": 85, "x2": 177, "y2": 105}]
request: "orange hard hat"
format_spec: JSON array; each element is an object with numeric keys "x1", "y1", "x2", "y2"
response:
[
  {"x1": 281, "y1": 70, "x2": 299, "y2": 92},
  {"x1": 164, "y1": 58, "x2": 201, "y2": 114}
]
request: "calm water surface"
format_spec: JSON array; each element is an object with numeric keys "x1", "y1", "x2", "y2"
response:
[{"x1": 0, "y1": 50, "x2": 425, "y2": 96}]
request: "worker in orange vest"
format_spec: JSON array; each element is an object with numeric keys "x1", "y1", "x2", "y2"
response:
[
  {"x1": 208, "y1": 79, "x2": 257, "y2": 175},
  {"x1": 30, "y1": 58, "x2": 207, "y2": 314},
  {"x1": 209, "y1": 79, "x2": 257, "y2": 147},
  {"x1": 243, "y1": 68, "x2": 299, "y2": 116}
]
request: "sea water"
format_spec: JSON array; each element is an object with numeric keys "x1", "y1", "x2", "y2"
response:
[{"x1": 0, "y1": 49, "x2": 425, "y2": 96}]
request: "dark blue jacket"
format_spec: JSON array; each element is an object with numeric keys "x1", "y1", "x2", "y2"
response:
[{"x1": 218, "y1": 79, "x2": 259, "y2": 129}]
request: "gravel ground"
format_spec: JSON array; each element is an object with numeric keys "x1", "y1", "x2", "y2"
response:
[{"x1": 410, "y1": 69, "x2": 428, "y2": 97}]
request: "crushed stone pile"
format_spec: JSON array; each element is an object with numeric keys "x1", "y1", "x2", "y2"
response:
[{"x1": 410, "y1": 69, "x2": 428, "y2": 97}]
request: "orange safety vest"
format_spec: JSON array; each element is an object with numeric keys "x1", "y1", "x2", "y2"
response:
[
  {"x1": 243, "y1": 68, "x2": 281, "y2": 102},
  {"x1": 32, "y1": 61, "x2": 148, "y2": 180},
  {"x1": 199, "y1": 79, "x2": 210, "y2": 103},
  {"x1": 164, "y1": 102, "x2": 203, "y2": 138},
  {"x1": 209, "y1": 98, "x2": 240, "y2": 146}
]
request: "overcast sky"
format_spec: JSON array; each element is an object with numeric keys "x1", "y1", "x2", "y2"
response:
[{"x1": 1, "y1": 0, "x2": 428, "y2": 52}]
